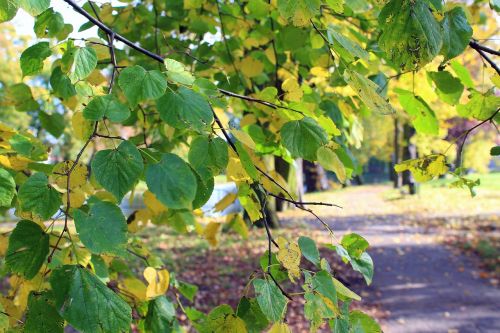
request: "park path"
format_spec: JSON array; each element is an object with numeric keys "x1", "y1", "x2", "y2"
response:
[{"x1": 292, "y1": 185, "x2": 500, "y2": 333}]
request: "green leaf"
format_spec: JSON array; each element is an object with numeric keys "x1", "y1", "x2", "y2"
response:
[
  {"x1": 344, "y1": 69, "x2": 394, "y2": 115},
  {"x1": 6, "y1": 220, "x2": 49, "y2": 279},
  {"x1": 18, "y1": 173, "x2": 61, "y2": 220},
  {"x1": 192, "y1": 167, "x2": 214, "y2": 209},
  {"x1": 349, "y1": 310, "x2": 382, "y2": 333},
  {"x1": 0, "y1": 301, "x2": 8, "y2": 331},
  {"x1": 0, "y1": 168, "x2": 15, "y2": 207},
  {"x1": 91, "y1": 140, "x2": 143, "y2": 201},
  {"x1": 188, "y1": 136, "x2": 228, "y2": 175},
  {"x1": 281, "y1": 117, "x2": 328, "y2": 161},
  {"x1": 73, "y1": 46, "x2": 97, "y2": 81},
  {"x1": 20, "y1": 42, "x2": 51, "y2": 77},
  {"x1": 317, "y1": 145, "x2": 346, "y2": 183},
  {"x1": 304, "y1": 290, "x2": 335, "y2": 331},
  {"x1": 396, "y1": 89, "x2": 439, "y2": 135},
  {"x1": 341, "y1": 233, "x2": 369, "y2": 259},
  {"x1": 18, "y1": 0, "x2": 50, "y2": 16},
  {"x1": 118, "y1": 65, "x2": 167, "y2": 106},
  {"x1": 50, "y1": 265, "x2": 132, "y2": 333},
  {"x1": 24, "y1": 291, "x2": 64, "y2": 333},
  {"x1": 325, "y1": 0, "x2": 344, "y2": 13},
  {"x1": 50, "y1": 67, "x2": 76, "y2": 99},
  {"x1": 0, "y1": 0, "x2": 18, "y2": 23},
  {"x1": 252, "y1": 279, "x2": 288, "y2": 322},
  {"x1": 327, "y1": 27, "x2": 368, "y2": 62},
  {"x1": 74, "y1": 199, "x2": 128, "y2": 255},
  {"x1": 278, "y1": 0, "x2": 321, "y2": 26},
  {"x1": 457, "y1": 90, "x2": 500, "y2": 121},
  {"x1": 34, "y1": 8, "x2": 65, "y2": 39},
  {"x1": 351, "y1": 252, "x2": 374, "y2": 285},
  {"x1": 146, "y1": 153, "x2": 197, "y2": 209},
  {"x1": 39, "y1": 111, "x2": 65, "y2": 138},
  {"x1": 440, "y1": 7, "x2": 473, "y2": 61},
  {"x1": 450, "y1": 60, "x2": 474, "y2": 89},
  {"x1": 199, "y1": 304, "x2": 247, "y2": 333},
  {"x1": 164, "y1": 58, "x2": 195, "y2": 85},
  {"x1": 312, "y1": 270, "x2": 338, "y2": 308},
  {"x1": 234, "y1": 141, "x2": 259, "y2": 181},
  {"x1": 333, "y1": 278, "x2": 361, "y2": 301},
  {"x1": 298, "y1": 236, "x2": 320, "y2": 266},
  {"x1": 378, "y1": 0, "x2": 442, "y2": 70},
  {"x1": 491, "y1": 146, "x2": 500, "y2": 156},
  {"x1": 157, "y1": 86, "x2": 213, "y2": 132},
  {"x1": 5, "y1": 83, "x2": 39, "y2": 112},
  {"x1": 83, "y1": 95, "x2": 130, "y2": 122},
  {"x1": 9, "y1": 133, "x2": 47, "y2": 160},
  {"x1": 427, "y1": 71, "x2": 464, "y2": 105},
  {"x1": 177, "y1": 280, "x2": 198, "y2": 302},
  {"x1": 236, "y1": 297, "x2": 269, "y2": 333},
  {"x1": 145, "y1": 296, "x2": 177, "y2": 333}
]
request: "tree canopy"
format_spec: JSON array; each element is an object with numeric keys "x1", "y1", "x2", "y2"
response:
[{"x1": 0, "y1": 0, "x2": 498, "y2": 332}]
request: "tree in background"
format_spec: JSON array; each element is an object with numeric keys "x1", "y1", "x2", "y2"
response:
[{"x1": 0, "y1": 0, "x2": 498, "y2": 332}]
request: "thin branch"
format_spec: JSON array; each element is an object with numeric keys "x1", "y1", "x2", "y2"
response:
[
  {"x1": 310, "y1": 19, "x2": 336, "y2": 63},
  {"x1": 267, "y1": 193, "x2": 342, "y2": 208},
  {"x1": 469, "y1": 40, "x2": 500, "y2": 56},
  {"x1": 63, "y1": 0, "x2": 165, "y2": 63},
  {"x1": 48, "y1": 122, "x2": 99, "y2": 263},
  {"x1": 218, "y1": 89, "x2": 304, "y2": 115},
  {"x1": 469, "y1": 41, "x2": 500, "y2": 75}
]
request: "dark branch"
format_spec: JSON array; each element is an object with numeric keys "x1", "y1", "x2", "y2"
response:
[{"x1": 469, "y1": 41, "x2": 500, "y2": 75}]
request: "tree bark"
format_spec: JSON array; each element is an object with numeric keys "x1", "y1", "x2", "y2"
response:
[
  {"x1": 393, "y1": 117, "x2": 403, "y2": 188},
  {"x1": 303, "y1": 160, "x2": 330, "y2": 192},
  {"x1": 402, "y1": 124, "x2": 418, "y2": 195}
]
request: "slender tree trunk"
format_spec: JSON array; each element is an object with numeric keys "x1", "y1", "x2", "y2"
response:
[
  {"x1": 393, "y1": 117, "x2": 403, "y2": 188},
  {"x1": 303, "y1": 161, "x2": 329, "y2": 192},
  {"x1": 274, "y1": 156, "x2": 289, "y2": 212},
  {"x1": 402, "y1": 124, "x2": 418, "y2": 195}
]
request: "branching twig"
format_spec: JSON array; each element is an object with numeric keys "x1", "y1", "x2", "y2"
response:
[{"x1": 469, "y1": 41, "x2": 500, "y2": 75}]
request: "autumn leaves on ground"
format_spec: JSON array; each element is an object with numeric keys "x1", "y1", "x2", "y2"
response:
[{"x1": 130, "y1": 175, "x2": 499, "y2": 332}]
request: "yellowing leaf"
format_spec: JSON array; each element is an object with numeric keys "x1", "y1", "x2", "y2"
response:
[
  {"x1": 317, "y1": 145, "x2": 346, "y2": 183},
  {"x1": 227, "y1": 154, "x2": 251, "y2": 183},
  {"x1": 276, "y1": 237, "x2": 301, "y2": 283},
  {"x1": 215, "y1": 192, "x2": 238, "y2": 212},
  {"x1": 65, "y1": 187, "x2": 86, "y2": 209},
  {"x1": 203, "y1": 222, "x2": 221, "y2": 247},
  {"x1": 395, "y1": 154, "x2": 448, "y2": 182},
  {"x1": 72, "y1": 112, "x2": 94, "y2": 141},
  {"x1": 310, "y1": 66, "x2": 329, "y2": 78},
  {"x1": 143, "y1": 267, "x2": 170, "y2": 300},
  {"x1": 51, "y1": 160, "x2": 88, "y2": 190},
  {"x1": 268, "y1": 322, "x2": 292, "y2": 333},
  {"x1": 240, "y1": 56, "x2": 264, "y2": 78},
  {"x1": 282, "y1": 78, "x2": 303, "y2": 102},
  {"x1": 121, "y1": 277, "x2": 147, "y2": 301},
  {"x1": 143, "y1": 190, "x2": 168, "y2": 215},
  {"x1": 227, "y1": 214, "x2": 249, "y2": 239},
  {"x1": 231, "y1": 129, "x2": 256, "y2": 149}
]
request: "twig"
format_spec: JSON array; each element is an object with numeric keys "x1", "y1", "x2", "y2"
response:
[{"x1": 469, "y1": 41, "x2": 500, "y2": 75}]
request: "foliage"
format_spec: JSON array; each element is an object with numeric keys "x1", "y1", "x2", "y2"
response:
[{"x1": 0, "y1": 0, "x2": 498, "y2": 332}]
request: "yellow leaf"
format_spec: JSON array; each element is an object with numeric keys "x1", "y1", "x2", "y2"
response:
[
  {"x1": 276, "y1": 237, "x2": 301, "y2": 283},
  {"x1": 143, "y1": 190, "x2": 168, "y2": 215},
  {"x1": 310, "y1": 66, "x2": 329, "y2": 78},
  {"x1": 0, "y1": 235, "x2": 7, "y2": 256},
  {"x1": 66, "y1": 187, "x2": 86, "y2": 209},
  {"x1": 282, "y1": 78, "x2": 303, "y2": 102},
  {"x1": 203, "y1": 222, "x2": 221, "y2": 247},
  {"x1": 72, "y1": 112, "x2": 94, "y2": 141},
  {"x1": 268, "y1": 322, "x2": 292, "y2": 333},
  {"x1": 240, "y1": 56, "x2": 264, "y2": 78},
  {"x1": 143, "y1": 267, "x2": 170, "y2": 299},
  {"x1": 260, "y1": 170, "x2": 289, "y2": 196},
  {"x1": 5, "y1": 155, "x2": 31, "y2": 171},
  {"x1": 227, "y1": 214, "x2": 249, "y2": 239},
  {"x1": 227, "y1": 154, "x2": 251, "y2": 183},
  {"x1": 215, "y1": 193, "x2": 238, "y2": 212},
  {"x1": 52, "y1": 160, "x2": 88, "y2": 190},
  {"x1": 121, "y1": 277, "x2": 147, "y2": 301},
  {"x1": 231, "y1": 129, "x2": 256, "y2": 149},
  {"x1": 128, "y1": 209, "x2": 151, "y2": 233},
  {"x1": 395, "y1": 154, "x2": 448, "y2": 182}
]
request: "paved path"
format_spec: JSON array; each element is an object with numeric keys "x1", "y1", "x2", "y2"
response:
[{"x1": 310, "y1": 187, "x2": 500, "y2": 333}]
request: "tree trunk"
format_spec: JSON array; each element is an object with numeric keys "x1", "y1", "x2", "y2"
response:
[
  {"x1": 393, "y1": 117, "x2": 403, "y2": 188},
  {"x1": 274, "y1": 156, "x2": 290, "y2": 212},
  {"x1": 402, "y1": 124, "x2": 418, "y2": 195},
  {"x1": 303, "y1": 160, "x2": 329, "y2": 192}
]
